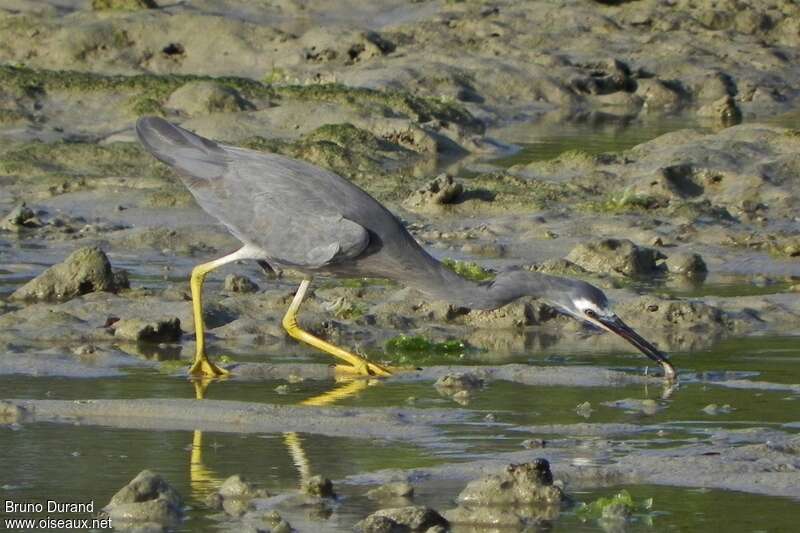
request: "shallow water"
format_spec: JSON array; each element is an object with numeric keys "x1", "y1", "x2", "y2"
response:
[{"x1": 2, "y1": 334, "x2": 799, "y2": 531}]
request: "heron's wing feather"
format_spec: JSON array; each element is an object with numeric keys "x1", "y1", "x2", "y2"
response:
[{"x1": 136, "y1": 117, "x2": 370, "y2": 267}]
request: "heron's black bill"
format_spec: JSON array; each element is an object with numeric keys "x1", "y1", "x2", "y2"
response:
[{"x1": 600, "y1": 316, "x2": 676, "y2": 379}]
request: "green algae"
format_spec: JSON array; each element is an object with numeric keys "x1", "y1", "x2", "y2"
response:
[
  {"x1": 0, "y1": 141, "x2": 171, "y2": 181},
  {"x1": 582, "y1": 189, "x2": 660, "y2": 213},
  {"x1": 0, "y1": 66, "x2": 479, "y2": 130},
  {"x1": 441, "y1": 258, "x2": 494, "y2": 282},
  {"x1": 242, "y1": 123, "x2": 414, "y2": 182},
  {"x1": 274, "y1": 83, "x2": 481, "y2": 133},
  {"x1": 383, "y1": 335, "x2": 474, "y2": 365},
  {"x1": 576, "y1": 489, "x2": 653, "y2": 520}
]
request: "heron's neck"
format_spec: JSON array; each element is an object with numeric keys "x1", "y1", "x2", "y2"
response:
[{"x1": 405, "y1": 260, "x2": 566, "y2": 310}]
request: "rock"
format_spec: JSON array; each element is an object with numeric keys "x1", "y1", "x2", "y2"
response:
[
  {"x1": 566, "y1": 239, "x2": 665, "y2": 277},
  {"x1": 636, "y1": 78, "x2": 684, "y2": 111},
  {"x1": 358, "y1": 514, "x2": 406, "y2": 533},
  {"x1": 113, "y1": 318, "x2": 182, "y2": 343},
  {"x1": 444, "y1": 461, "x2": 564, "y2": 527},
  {"x1": 434, "y1": 372, "x2": 484, "y2": 391},
  {"x1": 403, "y1": 174, "x2": 463, "y2": 210},
  {"x1": 366, "y1": 482, "x2": 415, "y2": 501},
  {"x1": 91, "y1": 0, "x2": 158, "y2": 10},
  {"x1": 166, "y1": 81, "x2": 252, "y2": 116},
  {"x1": 302, "y1": 475, "x2": 335, "y2": 498},
  {"x1": 365, "y1": 506, "x2": 448, "y2": 531},
  {"x1": 104, "y1": 470, "x2": 182, "y2": 528},
  {"x1": 455, "y1": 461, "x2": 562, "y2": 506},
  {"x1": 665, "y1": 253, "x2": 708, "y2": 278},
  {"x1": 224, "y1": 274, "x2": 259, "y2": 294},
  {"x1": 698, "y1": 95, "x2": 742, "y2": 125},
  {"x1": 11, "y1": 247, "x2": 121, "y2": 301},
  {"x1": 617, "y1": 295, "x2": 727, "y2": 332},
  {"x1": 211, "y1": 474, "x2": 270, "y2": 516},
  {"x1": 0, "y1": 203, "x2": 37, "y2": 231}
]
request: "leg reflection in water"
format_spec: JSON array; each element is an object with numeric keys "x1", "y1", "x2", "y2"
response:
[{"x1": 189, "y1": 378, "x2": 375, "y2": 498}]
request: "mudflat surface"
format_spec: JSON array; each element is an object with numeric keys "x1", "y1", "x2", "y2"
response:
[{"x1": 2, "y1": 1, "x2": 800, "y2": 532}]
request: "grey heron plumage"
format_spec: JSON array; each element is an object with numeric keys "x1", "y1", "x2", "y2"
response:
[{"x1": 135, "y1": 116, "x2": 676, "y2": 381}]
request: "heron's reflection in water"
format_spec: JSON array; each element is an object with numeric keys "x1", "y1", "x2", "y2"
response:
[{"x1": 188, "y1": 377, "x2": 375, "y2": 498}]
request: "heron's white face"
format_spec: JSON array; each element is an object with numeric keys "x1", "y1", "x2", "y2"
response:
[{"x1": 569, "y1": 297, "x2": 616, "y2": 331}]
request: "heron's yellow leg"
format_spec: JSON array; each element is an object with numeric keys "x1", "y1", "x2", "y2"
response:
[
  {"x1": 188, "y1": 248, "x2": 253, "y2": 377},
  {"x1": 282, "y1": 278, "x2": 392, "y2": 377}
]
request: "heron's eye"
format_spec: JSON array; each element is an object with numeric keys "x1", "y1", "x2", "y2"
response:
[{"x1": 584, "y1": 309, "x2": 598, "y2": 319}]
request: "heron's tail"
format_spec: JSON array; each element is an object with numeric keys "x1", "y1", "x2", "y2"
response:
[{"x1": 135, "y1": 117, "x2": 226, "y2": 180}]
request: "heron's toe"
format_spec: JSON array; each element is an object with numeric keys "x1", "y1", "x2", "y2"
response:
[{"x1": 188, "y1": 358, "x2": 231, "y2": 378}]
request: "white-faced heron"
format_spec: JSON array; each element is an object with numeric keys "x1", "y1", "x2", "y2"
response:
[{"x1": 135, "y1": 117, "x2": 676, "y2": 381}]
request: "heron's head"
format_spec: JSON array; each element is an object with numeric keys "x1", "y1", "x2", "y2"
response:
[{"x1": 546, "y1": 280, "x2": 676, "y2": 380}]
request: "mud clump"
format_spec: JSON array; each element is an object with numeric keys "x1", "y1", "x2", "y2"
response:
[
  {"x1": 205, "y1": 474, "x2": 269, "y2": 517},
  {"x1": 566, "y1": 239, "x2": 665, "y2": 277},
  {"x1": 444, "y1": 460, "x2": 565, "y2": 528},
  {"x1": 224, "y1": 274, "x2": 259, "y2": 294},
  {"x1": 103, "y1": 470, "x2": 183, "y2": 529},
  {"x1": 403, "y1": 174, "x2": 463, "y2": 210},
  {"x1": 11, "y1": 247, "x2": 123, "y2": 301},
  {"x1": 359, "y1": 506, "x2": 448, "y2": 532}
]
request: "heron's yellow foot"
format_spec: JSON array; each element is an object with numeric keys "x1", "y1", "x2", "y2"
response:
[
  {"x1": 188, "y1": 357, "x2": 230, "y2": 378},
  {"x1": 334, "y1": 360, "x2": 393, "y2": 378}
]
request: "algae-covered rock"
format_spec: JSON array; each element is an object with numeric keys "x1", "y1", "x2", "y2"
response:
[
  {"x1": 11, "y1": 247, "x2": 121, "y2": 301},
  {"x1": 165, "y1": 81, "x2": 252, "y2": 116},
  {"x1": 224, "y1": 274, "x2": 259, "y2": 294},
  {"x1": 104, "y1": 470, "x2": 182, "y2": 528},
  {"x1": 403, "y1": 174, "x2": 463, "y2": 210},
  {"x1": 113, "y1": 318, "x2": 182, "y2": 343},
  {"x1": 566, "y1": 239, "x2": 666, "y2": 277},
  {"x1": 361, "y1": 506, "x2": 448, "y2": 532}
]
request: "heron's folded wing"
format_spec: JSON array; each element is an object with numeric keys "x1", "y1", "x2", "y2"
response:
[
  {"x1": 136, "y1": 117, "x2": 371, "y2": 268},
  {"x1": 213, "y1": 150, "x2": 371, "y2": 268}
]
